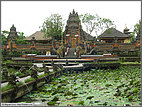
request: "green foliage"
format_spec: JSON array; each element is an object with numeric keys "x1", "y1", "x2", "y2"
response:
[
  {"x1": 1, "y1": 30, "x2": 28, "y2": 45},
  {"x1": 16, "y1": 32, "x2": 27, "y2": 44},
  {"x1": 105, "y1": 83, "x2": 112, "y2": 87},
  {"x1": 17, "y1": 82, "x2": 23, "y2": 86},
  {"x1": 2, "y1": 60, "x2": 14, "y2": 64},
  {"x1": 8, "y1": 68, "x2": 17, "y2": 74},
  {"x1": 1, "y1": 84, "x2": 13, "y2": 92},
  {"x1": 30, "y1": 50, "x2": 41, "y2": 55},
  {"x1": 12, "y1": 50, "x2": 23, "y2": 57},
  {"x1": 1, "y1": 82, "x2": 23, "y2": 92},
  {"x1": 121, "y1": 62, "x2": 141, "y2": 64},
  {"x1": 9, "y1": 52, "x2": 12, "y2": 56},
  {"x1": 80, "y1": 13, "x2": 114, "y2": 36},
  {"x1": 79, "y1": 101, "x2": 84, "y2": 105},
  {"x1": 133, "y1": 88, "x2": 138, "y2": 93},
  {"x1": 15, "y1": 72, "x2": 25, "y2": 76},
  {"x1": 76, "y1": 62, "x2": 79, "y2": 64},
  {"x1": 129, "y1": 19, "x2": 141, "y2": 42},
  {"x1": 134, "y1": 20, "x2": 141, "y2": 37},
  {"x1": 18, "y1": 66, "x2": 140, "y2": 106},
  {"x1": 40, "y1": 14, "x2": 64, "y2": 40},
  {"x1": 128, "y1": 96, "x2": 133, "y2": 101},
  {"x1": 38, "y1": 73, "x2": 49, "y2": 78},
  {"x1": 1, "y1": 75, "x2": 5, "y2": 80},
  {"x1": 47, "y1": 101, "x2": 56, "y2": 105},
  {"x1": 24, "y1": 77, "x2": 35, "y2": 83},
  {"x1": 1, "y1": 34, "x2": 7, "y2": 45},
  {"x1": 1, "y1": 30, "x2": 9, "y2": 45}
]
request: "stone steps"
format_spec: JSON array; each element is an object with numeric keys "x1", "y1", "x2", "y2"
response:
[{"x1": 66, "y1": 48, "x2": 77, "y2": 58}]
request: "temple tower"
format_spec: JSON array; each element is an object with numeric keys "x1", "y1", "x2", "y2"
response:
[{"x1": 64, "y1": 9, "x2": 83, "y2": 48}]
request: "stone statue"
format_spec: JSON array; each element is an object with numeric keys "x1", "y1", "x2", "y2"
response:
[
  {"x1": 2, "y1": 68, "x2": 9, "y2": 80},
  {"x1": 8, "y1": 73, "x2": 19, "y2": 86},
  {"x1": 30, "y1": 65, "x2": 38, "y2": 79},
  {"x1": 58, "y1": 64, "x2": 63, "y2": 70},
  {"x1": 66, "y1": 59, "x2": 68, "y2": 65},
  {"x1": 34, "y1": 65, "x2": 39, "y2": 71},
  {"x1": 42, "y1": 63, "x2": 49, "y2": 74},
  {"x1": 19, "y1": 66, "x2": 27, "y2": 74},
  {"x1": 53, "y1": 65, "x2": 58, "y2": 71},
  {"x1": 51, "y1": 59, "x2": 54, "y2": 66}
]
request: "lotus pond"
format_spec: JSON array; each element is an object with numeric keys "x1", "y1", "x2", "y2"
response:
[{"x1": 16, "y1": 66, "x2": 141, "y2": 106}]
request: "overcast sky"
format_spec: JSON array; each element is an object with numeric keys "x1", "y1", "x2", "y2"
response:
[{"x1": 1, "y1": 1, "x2": 141, "y2": 37}]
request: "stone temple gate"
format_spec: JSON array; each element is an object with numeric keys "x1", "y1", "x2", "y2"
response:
[{"x1": 63, "y1": 9, "x2": 94, "y2": 48}]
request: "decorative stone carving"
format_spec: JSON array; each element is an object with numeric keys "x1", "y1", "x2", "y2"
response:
[
  {"x1": 30, "y1": 65, "x2": 38, "y2": 79},
  {"x1": 53, "y1": 65, "x2": 58, "y2": 71},
  {"x1": 43, "y1": 63, "x2": 49, "y2": 74},
  {"x1": 8, "y1": 73, "x2": 19, "y2": 86},
  {"x1": 58, "y1": 64, "x2": 63, "y2": 70},
  {"x1": 19, "y1": 66, "x2": 27, "y2": 74},
  {"x1": 7, "y1": 24, "x2": 19, "y2": 41},
  {"x1": 51, "y1": 59, "x2": 54, "y2": 66},
  {"x1": 66, "y1": 59, "x2": 68, "y2": 65},
  {"x1": 2, "y1": 68, "x2": 9, "y2": 80}
]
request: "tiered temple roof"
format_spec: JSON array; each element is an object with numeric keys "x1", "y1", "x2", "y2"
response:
[
  {"x1": 99, "y1": 28, "x2": 132, "y2": 38},
  {"x1": 7, "y1": 24, "x2": 19, "y2": 40},
  {"x1": 24, "y1": 31, "x2": 52, "y2": 41}
]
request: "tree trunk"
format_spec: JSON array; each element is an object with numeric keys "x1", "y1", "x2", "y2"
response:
[
  {"x1": 52, "y1": 38, "x2": 57, "y2": 53},
  {"x1": 84, "y1": 40, "x2": 87, "y2": 54},
  {"x1": 84, "y1": 33, "x2": 89, "y2": 54}
]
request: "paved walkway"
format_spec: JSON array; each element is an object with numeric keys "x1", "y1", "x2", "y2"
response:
[{"x1": 63, "y1": 64, "x2": 83, "y2": 68}]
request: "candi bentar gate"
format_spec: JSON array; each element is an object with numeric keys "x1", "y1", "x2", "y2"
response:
[
  {"x1": 2, "y1": 10, "x2": 141, "y2": 58},
  {"x1": 63, "y1": 9, "x2": 94, "y2": 48}
]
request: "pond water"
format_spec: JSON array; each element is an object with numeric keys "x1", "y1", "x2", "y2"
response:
[{"x1": 15, "y1": 66, "x2": 141, "y2": 106}]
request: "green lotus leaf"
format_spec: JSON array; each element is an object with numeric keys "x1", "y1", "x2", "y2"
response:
[{"x1": 47, "y1": 101, "x2": 56, "y2": 105}]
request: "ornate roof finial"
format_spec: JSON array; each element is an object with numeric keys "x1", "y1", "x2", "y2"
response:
[
  {"x1": 73, "y1": 9, "x2": 75, "y2": 14},
  {"x1": 125, "y1": 24, "x2": 128, "y2": 30},
  {"x1": 12, "y1": 24, "x2": 14, "y2": 27}
]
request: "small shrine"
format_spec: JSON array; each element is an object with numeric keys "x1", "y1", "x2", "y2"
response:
[{"x1": 7, "y1": 24, "x2": 19, "y2": 41}]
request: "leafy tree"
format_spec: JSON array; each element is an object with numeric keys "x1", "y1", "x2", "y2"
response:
[
  {"x1": 1, "y1": 30, "x2": 9, "y2": 45},
  {"x1": 80, "y1": 13, "x2": 115, "y2": 37},
  {"x1": 129, "y1": 20, "x2": 141, "y2": 42},
  {"x1": 134, "y1": 20, "x2": 141, "y2": 38},
  {"x1": 79, "y1": 13, "x2": 114, "y2": 54},
  {"x1": 40, "y1": 14, "x2": 64, "y2": 53},
  {"x1": 16, "y1": 32, "x2": 27, "y2": 44}
]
